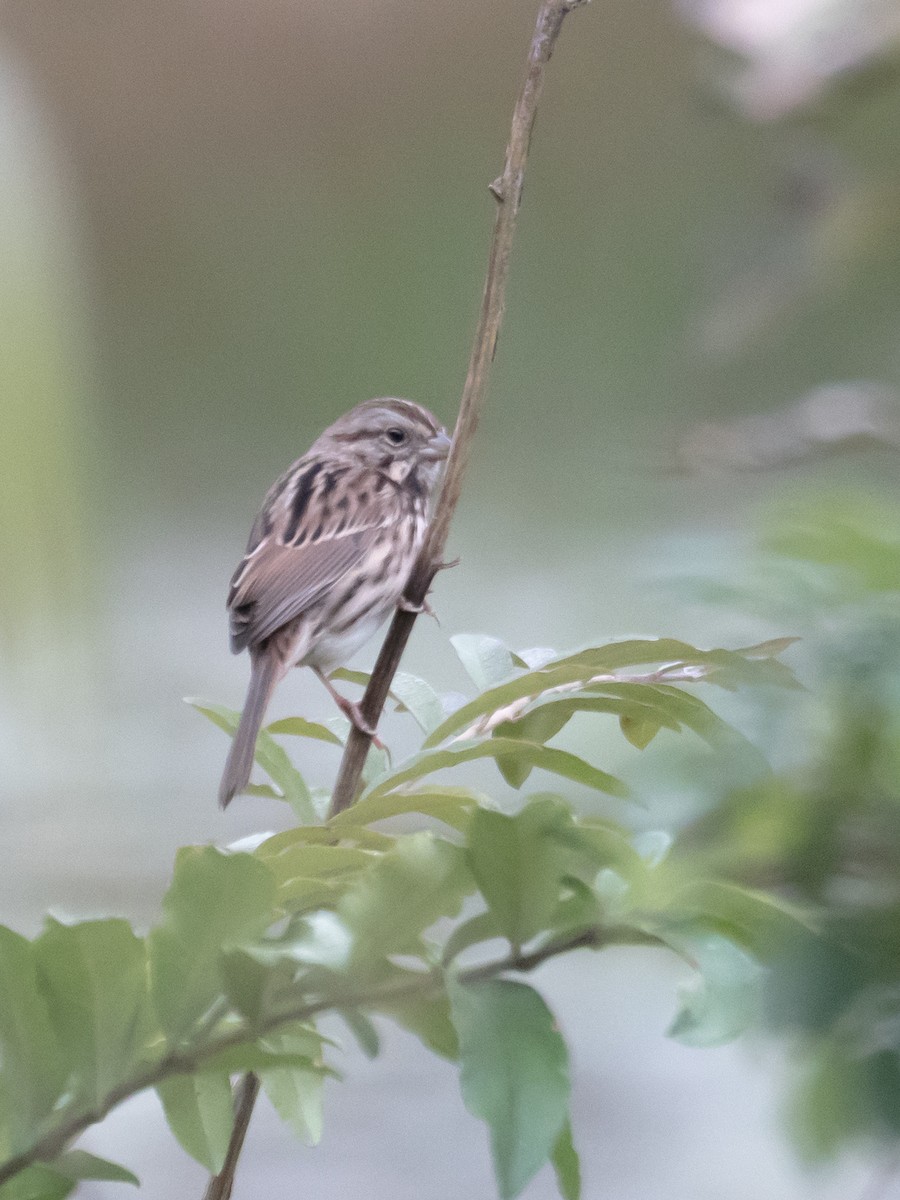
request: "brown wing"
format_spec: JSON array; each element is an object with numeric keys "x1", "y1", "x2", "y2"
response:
[{"x1": 227, "y1": 527, "x2": 382, "y2": 652}]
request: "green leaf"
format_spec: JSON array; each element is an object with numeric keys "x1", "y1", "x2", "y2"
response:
[
  {"x1": 34, "y1": 918, "x2": 154, "y2": 1105},
  {"x1": 425, "y1": 638, "x2": 799, "y2": 748},
  {"x1": 467, "y1": 800, "x2": 595, "y2": 947},
  {"x1": 0, "y1": 1165, "x2": 75, "y2": 1200},
  {"x1": 330, "y1": 785, "x2": 483, "y2": 832},
  {"x1": 662, "y1": 928, "x2": 765, "y2": 1047},
  {"x1": 338, "y1": 833, "x2": 473, "y2": 962},
  {"x1": 449, "y1": 979, "x2": 569, "y2": 1199},
  {"x1": 451, "y1": 634, "x2": 516, "y2": 690},
  {"x1": 265, "y1": 716, "x2": 344, "y2": 745},
  {"x1": 0, "y1": 927, "x2": 64, "y2": 1153},
  {"x1": 257, "y1": 843, "x2": 376, "y2": 891},
  {"x1": 442, "y1": 910, "x2": 504, "y2": 966},
  {"x1": 148, "y1": 847, "x2": 277, "y2": 1041},
  {"x1": 390, "y1": 671, "x2": 447, "y2": 733},
  {"x1": 619, "y1": 714, "x2": 660, "y2": 749},
  {"x1": 257, "y1": 825, "x2": 394, "y2": 854},
  {"x1": 376, "y1": 990, "x2": 460, "y2": 1060},
  {"x1": 362, "y1": 739, "x2": 627, "y2": 802},
  {"x1": 260, "y1": 1063, "x2": 324, "y2": 1146},
  {"x1": 49, "y1": 1150, "x2": 139, "y2": 1186},
  {"x1": 551, "y1": 1119, "x2": 581, "y2": 1200},
  {"x1": 338, "y1": 1008, "x2": 381, "y2": 1058},
  {"x1": 187, "y1": 699, "x2": 315, "y2": 821},
  {"x1": 157, "y1": 1072, "x2": 234, "y2": 1173},
  {"x1": 201, "y1": 1043, "x2": 324, "y2": 1076},
  {"x1": 241, "y1": 910, "x2": 355, "y2": 973}
]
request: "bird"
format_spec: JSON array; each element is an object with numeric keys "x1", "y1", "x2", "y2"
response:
[{"x1": 218, "y1": 397, "x2": 451, "y2": 808}]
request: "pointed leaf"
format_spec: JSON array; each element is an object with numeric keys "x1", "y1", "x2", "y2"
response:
[
  {"x1": 265, "y1": 716, "x2": 344, "y2": 746},
  {"x1": 425, "y1": 638, "x2": 798, "y2": 748},
  {"x1": 551, "y1": 1120, "x2": 581, "y2": 1200},
  {"x1": 449, "y1": 979, "x2": 569, "y2": 1199},
  {"x1": 260, "y1": 1064, "x2": 324, "y2": 1146},
  {"x1": 338, "y1": 833, "x2": 473, "y2": 961},
  {"x1": 338, "y1": 1008, "x2": 380, "y2": 1058},
  {"x1": 662, "y1": 928, "x2": 765, "y2": 1046},
  {"x1": 377, "y1": 991, "x2": 460, "y2": 1060},
  {"x1": 467, "y1": 800, "x2": 595, "y2": 947},
  {"x1": 390, "y1": 672, "x2": 447, "y2": 733},
  {"x1": 451, "y1": 634, "x2": 516, "y2": 690},
  {"x1": 362, "y1": 740, "x2": 627, "y2": 802},
  {"x1": 35, "y1": 918, "x2": 154, "y2": 1105},
  {"x1": 149, "y1": 847, "x2": 277, "y2": 1041},
  {"x1": 330, "y1": 785, "x2": 484, "y2": 832},
  {"x1": 187, "y1": 699, "x2": 315, "y2": 820},
  {"x1": 157, "y1": 1072, "x2": 234, "y2": 1173},
  {"x1": 49, "y1": 1151, "x2": 139, "y2": 1186},
  {"x1": 0, "y1": 927, "x2": 64, "y2": 1153}
]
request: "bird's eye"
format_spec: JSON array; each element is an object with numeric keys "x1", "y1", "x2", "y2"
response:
[{"x1": 385, "y1": 427, "x2": 407, "y2": 445}]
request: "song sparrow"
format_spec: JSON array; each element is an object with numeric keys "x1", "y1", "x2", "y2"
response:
[{"x1": 218, "y1": 397, "x2": 451, "y2": 808}]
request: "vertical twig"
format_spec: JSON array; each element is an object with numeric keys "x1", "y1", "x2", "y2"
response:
[
  {"x1": 206, "y1": 0, "x2": 589, "y2": 1193},
  {"x1": 203, "y1": 1073, "x2": 260, "y2": 1200},
  {"x1": 330, "y1": 0, "x2": 589, "y2": 815}
]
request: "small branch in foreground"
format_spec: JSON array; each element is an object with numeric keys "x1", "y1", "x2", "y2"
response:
[{"x1": 0, "y1": 922, "x2": 651, "y2": 1188}]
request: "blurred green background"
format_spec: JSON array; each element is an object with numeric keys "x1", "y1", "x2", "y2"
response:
[{"x1": 3, "y1": 0, "x2": 900, "y2": 1194}]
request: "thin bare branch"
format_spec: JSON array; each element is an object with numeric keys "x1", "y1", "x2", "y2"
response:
[{"x1": 329, "y1": 0, "x2": 589, "y2": 816}]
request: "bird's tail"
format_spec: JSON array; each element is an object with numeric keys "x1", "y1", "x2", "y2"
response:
[{"x1": 219, "y1": 652, "x2": 280, "y2": 808}]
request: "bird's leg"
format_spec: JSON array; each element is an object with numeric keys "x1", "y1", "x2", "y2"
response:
[
  {"x1": 397, "y1": 594, "x2": 438, "y2": 621},
  {"x1": 313, "y1": 668, "x2": 385, "y2": 749}
]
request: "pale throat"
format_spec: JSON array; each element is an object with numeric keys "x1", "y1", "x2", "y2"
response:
[{"x1": 385, "y1": 459, "x2": 414, "y2": 483}]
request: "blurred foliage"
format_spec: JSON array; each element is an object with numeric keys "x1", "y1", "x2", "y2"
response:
[
  {"x1": 0, "y1": 633, "x2": 809, "y2": 1198},
  {"x1": 675, "y1": 494, "x2": 900, "y2": 1164}
]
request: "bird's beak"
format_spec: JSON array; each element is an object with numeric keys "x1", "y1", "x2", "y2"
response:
[{"x1": 422, "y1": 430, "x2": 452, "y2": 461}]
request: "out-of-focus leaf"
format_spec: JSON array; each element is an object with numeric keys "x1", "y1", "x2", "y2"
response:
[
  {"x1": 187, "y1": 699, "x2": 315, "y2": 821},
  {"x1": 330, "y1": 785, "x2": 484, "y2": 832},
  {"x1": 377, "y1": 991, "x2": 460, "y2": 1060},
  {"x1": 34, "y1": 918, "x2": 153, "y2": 1105},
  {"x1": 257, "y1": 825, "x2": 393, "y2": 855},
  {"x1": 49, "y1": 1151, "x2": 139, "y2": 1186},
  {"x1": 551, "y1": 1119, "x2": 581, "y2": 1200},
  {"x1": 265, "y1": 716, "x2": 344, "y2": 746},
  {"x1": 157, "y1": 1073, "x2": 234, "y2": 1173},
  {"x1": 442, "y1": 910, "x2": 504, "y2": 966},
  {"x1": 0, "y1": 1165, "x2": 75, "y2": 1199},
  {"x1": 338, "y1": 833, "x2": 473, "y2": 962},
  {"x1": 257, "y1": 843, "x2": 375, "y2": 891},
  {"x1": 362, "y1": 740, "x2": 627, "y2": 802},
  {"x1": 449, "y1": 979, "x2": 569, "y2": 1199},
  {"x1": 338, "y1": 1008, "x2": 380, "y2": 1058},
  {"x1": 619, "y1": 714, "x2": 660, "y2": 749},
  {"x1": 663, "y1": 928, "x2": 765, "y2": 1047},
  {"x1": 0, "y1": 927, "x2": 64, "y2": 1153},
  {"x1": 673, "y1": 881, "x2": 817, "y2": 958},
  {"x1": 467, "y1": 800, "x2": 596, "y2": 948},
  {"x1": 390, "y1": 671, "x2": 447, "y2": 733},
  {"x1": 451, "y1": 634, "x2": 516, "y2": 690},
  {"x1": 260, "y1": 1061, "x2": 324, "y2": 1146},
  {"x1": 148, "y1": 847, "x2": 277, "y2": 1042},
  {"x1": 241, "y1": 911, "x2": 355, "y2": 973},
  {"x1": 787, "y1": 1043, "x2": 871, "y2": 1163},
  {"x1": 200, "y1": 1043, "x2": 323, "y2": 1076}
]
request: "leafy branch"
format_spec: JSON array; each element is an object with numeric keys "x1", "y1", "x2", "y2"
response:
[{"x1": 0, "y1": 921, "x2": 654, "y2": 1189}]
